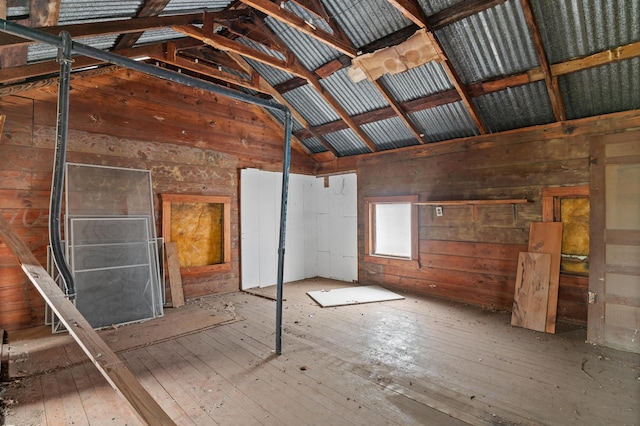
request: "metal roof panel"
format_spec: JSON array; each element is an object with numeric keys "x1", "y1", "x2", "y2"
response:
[
  {"x1": 324, "y1": 128, "x2": 371, "y2": 156},
  {"x1": 378, "y1": 61, "x2": 453, "y2": 103},
  {"x1": 436, "y1": 0, "x2": 538, "y2": 84},
  {"x1": 361, "y1": 117, "x2": 420, "y2": 150},
  {"x1": 561, "y1": 57, "x2": 640, "y2": 120},
  {"x1": 320, "y1": 68, "x2": 389, "y2": 116},
  {"x1": 322, "y1": 0, "x2": 411, "y2": 49},
  {"x1": 283, "y1": 85, "x2": 341, "y2": 126},
  {"x1": 473, "y1": 81, "x2": 555, "y2": 133},
  {"x1": 409, "y1": 102, "x2": 479, "y2": 142}
]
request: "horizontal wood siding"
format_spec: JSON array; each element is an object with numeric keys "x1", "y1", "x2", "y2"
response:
[
  {"x1": 0, "y1": 69, "x2": 316, "y2": 331},
  {"x1": 356, "y1": 122, "x2": 640, "y2": 324}
]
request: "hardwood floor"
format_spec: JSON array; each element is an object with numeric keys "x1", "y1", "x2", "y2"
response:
[{"x1": 1, "y1": 278, "x2": 638, "y2": 425}]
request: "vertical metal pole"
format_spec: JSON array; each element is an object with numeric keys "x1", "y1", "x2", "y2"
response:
[
  {"x1": 48, "y1": 30, "x2": 76, "y2": 298},
  {"x1": 275, "y1": 110, "x2": 292, "y2": 355}
]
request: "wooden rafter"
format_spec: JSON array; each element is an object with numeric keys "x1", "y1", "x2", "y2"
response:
[
  {"x1": 172, "y1": 24, "x2": 304, "y2": 78},
  {"x1": 0, "y1": 43, "x2": 163, "y2": 83},
  {"x1": 387, "y1": 0, "x2": 488, "y2": 134},
  {"x1": 0, "y1": 14, "x2": 204, "y2": 48},
  {"x1": 274, "y1": 0, "x2": 510, "y2": 89},
  {"x1": 248, "y1": 17, "x2": 377, "y2": 152},
  {"x1": 148, "y1": 43, "x2": 271, "y2": 95},
  {"x1": 29, "y1": 0, "x2": 62, "y2": 27},
  {"x1": 287, "y1": 0, "x2": 352, "y2": 47},
  {"x1": 520, "y1": 0, "x2": 566, "y2": 121},
  {"x1": 426, "y1": 0, "x2": 507, "y2": 30},
  {"x1": 113, "y1": 0, "x2": 172, "y2": 50},
  {"x1": 372, "y1": 79, "x2": 426, "y2": 144},
  {"x1": 226, "y1": 51, "x2": 339, "y2": 157},
  {"x1": 238, "y1": 0, "x2": 357, "y2": 57}
]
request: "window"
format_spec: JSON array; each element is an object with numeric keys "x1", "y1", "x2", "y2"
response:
[
  {"x1": 542, "y1": 186, "x2": 589, "y2": 275},
  {"x1": 161, "y1": 194, "x2": 231, "y2": 274},
  {"x1": 365, "y1": 195, "x2": 418, "y2": 266}
]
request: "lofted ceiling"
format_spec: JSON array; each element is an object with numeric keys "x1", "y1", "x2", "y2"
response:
[{"x1": 1, "y1": 0, "x2": 639, "y2": 160}]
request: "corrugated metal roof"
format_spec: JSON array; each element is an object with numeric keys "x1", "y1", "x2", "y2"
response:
[
  {"x1": 409, "y1": 102, "x2": 479, "y2": 142},
  {"x1": 361, "y1": 117, "x2": 419, "y2": 150},
  {"x1": 282, "y1": 1, "x2": 333, "y2": 34},
  {"x1": 417, "y1": 0, "x2": 461, "y2": 16},
  {"x1": 265, "y1": 16, "x2": 342, "y2": 71},
  {"x1": 531, "y1": 0, "x2": 640, "y2": 64},
  {"x1": 282, "y1": 85, "x2": 341, "y2": 126},
  {"x1": 378, "y1": 62, "x2": 453, "y2": 103},
  {"x1": 320, "y1": 68, "x2": 388, "y2": 116},
  {"x1": 28, "y1": 34, "x2": 120, "y2": 62},
  {"x1": 236, "y1": 37, "x2": 294, "y2": 86},
  {"x1": 300, "y1": 137, "x2": 329, "y2": 154},
  {"x1": 561, "y1": 57, "x2": 640, "y2": 120},
  {"x1": 162, "y1": 0, "x2": 232, "y2": 14},
  {"x1": 322, "y1": 0, "x2": 411, "y2": 49},
  {"x1": 324, "y1": 128, "x2": 371, "y2": 155},
  {"x1": 473, "y1": 81, "x2": 555, "y2": 133},
  {"x1": 58, "y1": 0, "x2": 142, "y2": 24},
  {"x1": 135, "y1": 28, "x2": 186, "y2": 45},
  {"x1": 244, "y1": 58, "x2": 294, "y2": 86},
  {"x1": 436, "y1": 0, "x2": 538, "y2": 84}
]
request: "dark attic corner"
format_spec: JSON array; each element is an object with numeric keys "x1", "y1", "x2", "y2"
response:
[{"x1": 1, "y1": 0, "x2": 639, "y2": 425}]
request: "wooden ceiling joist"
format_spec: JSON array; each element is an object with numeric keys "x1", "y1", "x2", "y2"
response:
[
  {"x1": 149, "y1": 44, "x2": 271, "y2": 95},
  {"x1": 287, "y1": 0, "x2": 353, "y2": 47},
  {"x1": 520, "y1": 0, "x2": 566, "y2": 121},
  {"x1": 238, "y1": 0, "x2": 357, "y2": 57},
  {"x1": 372, "y1": 79, "x2": 426, "y2": 144},
  {"x1": 387, "y1": 0, "x2": 488, "y2": 135},
  {"x1": 226, "y1": 50, "x2": 339, "y2": 157},
  {"x1": 0, "y1": 43, "x2": 164, "y2": 84},
  {"x1": 172, "y1": 24, "x2": 305, "y2": 78},
  {"x1": 0, "y1": 14, "x2": 204, "y2": 48},
  {"x1": 113, "y1": 0, "x2": 172, "y2": 50}
]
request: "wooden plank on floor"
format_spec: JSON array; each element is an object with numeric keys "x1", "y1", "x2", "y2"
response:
[
  {"x1": 165, "y1": 242, "x2": 184, "y2": 308},
  {"x1": 0, "y1": 214, "x2": 175, "y2": 426},
  {"x1": 511, "y1": 252, "x2": 552, "y2": 332},
  {"x1": 528, "y1": 222, "x2": 563, "y2": 333}
]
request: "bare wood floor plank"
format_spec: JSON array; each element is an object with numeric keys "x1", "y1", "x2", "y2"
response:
[
  {"x1": 163, "y1": 338, "x2": 272, "y2": 426},
  {"x1": 3, "y1": 279, "x2": 638, "y2": 426}
]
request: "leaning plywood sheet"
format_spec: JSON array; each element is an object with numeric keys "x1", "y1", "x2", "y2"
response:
[
  {"x1": 308, "y1": 285, "x2": 404, "y2": 308},
  {"x1": 0, "y1": 215, "x2": 175, "y2": 426},
  {"x1": 511, "y1": 252, "x2": 552, "y2": 332},
  {"x1": 528, "y1": 222, "x2": 563, "y2": 333}
]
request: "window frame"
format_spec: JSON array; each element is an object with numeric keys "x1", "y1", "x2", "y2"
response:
[
  {"x1": 364, "y1": 195, "x2": 419, "y2": 267},
  {"x1": 542, "y1": 185, "x2": 589, "y2": 276},
  {"x1": 161, "y1": 193, "x2": 232, "y2": 275}
]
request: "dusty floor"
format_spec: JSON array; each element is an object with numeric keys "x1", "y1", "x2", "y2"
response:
[{"x1": 1, "y1": 278, "x2": 639, "y2": 425}]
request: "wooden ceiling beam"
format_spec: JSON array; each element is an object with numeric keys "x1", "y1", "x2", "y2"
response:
[
  {"x1": 148, "y1": 44, "x2": 271, "y2": 95},
  {"x1": 29, "y1": 0, "x2": 61, "y2": 27},
  {"x1": 520, "y1": 0, "x2": 566, "y2": 121},
  {"x1": 113, "y1": 0, "x2": 172, "y2": 50},
  {"x1": 295, "y1": 89, "x2": 460, "y2": 139},
  {"x1": 551, "y1": 39, "x2": 640, "y2": 76},
  {"x1": 172, "y1": 24, "x2": 304, "y2": 78},
  {"x1": 387, "y1": 0, "x2": 488, "y2": 134},
  {"x1": 228, "y1": 17, "x2": 377, "y2": 152},
  {"x1": 0, "y1": 13, "x2": 204, "y2": 47},
  {"x1": 0, "y1": 43, "x2": 164, "y2": 83},
  {"x1": 427, "y1": 0, "x2": 507, "y2": 30},
  {"x1": 287, "y1": 0, "x2": 353, "y2": 47},
  {"x1": 238, "y1": 0, "x2": 357, "y2": 57},
  {"x1": 226, "y1": 50, "x2": 338, "y2": 157},
  {"x1": 372, "y1": 79, "x2": 427, "y2": 143},
  {"x1": 273, "y1": 0, "x2": 509, "y2": 88}
]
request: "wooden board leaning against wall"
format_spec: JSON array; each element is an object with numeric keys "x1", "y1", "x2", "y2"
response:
[{"x1": 355, "y1": 111, "x2": 640, "y2": 324}]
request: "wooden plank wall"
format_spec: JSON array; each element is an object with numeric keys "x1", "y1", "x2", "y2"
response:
[
  {"x1": 0, "y1": 69, "x2": 316, "y2": 331},
  {"x1": 356, "y1": 116, "x2": 640, "y2": 324}
]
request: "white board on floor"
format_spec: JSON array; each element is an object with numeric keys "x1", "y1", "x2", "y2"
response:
[{"x1": 307, "y1": 285, "x2": 404, "y2": 308}]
